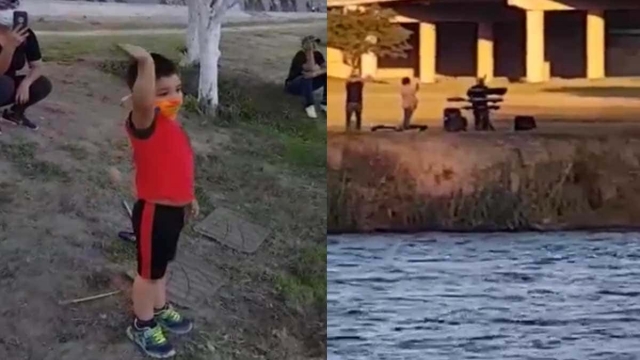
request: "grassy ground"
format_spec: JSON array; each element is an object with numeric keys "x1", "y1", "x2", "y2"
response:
[
  {"x1": 326, "y1": 76, "x2": 640, "y2": 130},
  {"x1": 0, "y1": 24, "x2": 326, "y2": 360}
]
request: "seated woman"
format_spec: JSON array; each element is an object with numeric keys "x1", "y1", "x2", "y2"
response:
[
  {"x1": 284, "y1": 35, "x2": 326, "y2": 119},
  {"x1": 0, "y1": 9, "x2": 52, "y2": 133}
]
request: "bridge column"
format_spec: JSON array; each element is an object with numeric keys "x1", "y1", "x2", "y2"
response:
[
  {"x1": 419, "y1": 21, "x2": 436, "y2": 83},
  {"x1": 586, "y1": 9, "x2": 605, "y2": 79},
  {"x1": 477, "y1": 22, "x2": 494, "y2": 80},
  {"x1": 525, "y1": 10, "x2": 546, "y2": 82}
]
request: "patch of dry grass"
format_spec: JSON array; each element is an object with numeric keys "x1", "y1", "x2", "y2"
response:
[
  {"x1": 328, "y1": 134, "x2": 640, "y2": 233},
  {"x1": 0, "y1": 140, "x2": 70, "y2": 182}
]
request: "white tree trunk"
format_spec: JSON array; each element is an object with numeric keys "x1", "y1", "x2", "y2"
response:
[
  {"x1": 184, "y1": 2, "x2": 200, "y2": 65},
  {"x1": 192, "y1": 0, "x2": 236, "y2": 114},
  {"x1": 198, "y1": 20, "x2": 222, "y2": 113}
]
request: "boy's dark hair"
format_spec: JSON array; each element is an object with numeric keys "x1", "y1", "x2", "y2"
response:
[
  {"x1": 401, "y1": 77, "x2": 411, "y2": 85},
  {"x1": 126, "y1": 53, "x2": 178, "y2": 89}
]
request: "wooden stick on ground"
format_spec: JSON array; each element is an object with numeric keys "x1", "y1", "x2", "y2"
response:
[{"x1": 58, "y1": 290, "x2": 122, "y2": 306}]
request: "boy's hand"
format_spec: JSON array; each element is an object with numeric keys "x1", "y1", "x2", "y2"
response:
[
  {"x1": 186, "y1": 199, "x2": 200, "y2": 221},
  {"x1": 108, "y1": 167, "x2": 122, "y2": 184},
  {"x1": 117, "y1": 44, "x2": 151, "y2": 61}
]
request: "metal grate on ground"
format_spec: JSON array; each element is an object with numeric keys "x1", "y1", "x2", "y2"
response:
[{"x1": 194, "y1": 207, "x2": 270, "y2": 254}]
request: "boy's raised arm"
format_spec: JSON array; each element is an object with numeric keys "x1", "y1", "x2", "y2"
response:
[{"x1": 118, "y1": 44, "x2": 156, "y2": 130}]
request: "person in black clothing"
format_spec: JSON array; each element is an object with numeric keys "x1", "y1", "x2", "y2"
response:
[
  {"x1": 467, "y1": 77, "x2": 494, "y2": 131},
  {"x1": 284, "y1": 35, "x2": 326, "y2": 119},
  {"x1": 345, "y1": 68, "x2": 365, "y2": 131},
  {"x1": 0, "y1": 10, "x2": 52, "y2": 133}
]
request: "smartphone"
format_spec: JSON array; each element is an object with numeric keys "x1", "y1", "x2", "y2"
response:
[{"x1": 13, "y1": 11, "x2": 28, "y2": 29}]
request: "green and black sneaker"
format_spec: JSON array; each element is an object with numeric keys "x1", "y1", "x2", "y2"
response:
[
  {"x1": 155, "y1": 304, "x2": 194, "y2": 335},
  {"x1": 126, "y1": 322, "x2": 176, "y2": 358}
]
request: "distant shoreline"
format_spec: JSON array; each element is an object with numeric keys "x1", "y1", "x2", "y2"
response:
[{"x1": 328, "y1": 226, "x2": 640, "y2": 236}]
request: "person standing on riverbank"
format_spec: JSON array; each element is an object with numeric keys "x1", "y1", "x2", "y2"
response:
[
  {"x1": 399, "y1": 77, "x2": 419, "y2": 130},
  {"x1": 345, "y1": 68, "x2": 367, "y2": 131}
]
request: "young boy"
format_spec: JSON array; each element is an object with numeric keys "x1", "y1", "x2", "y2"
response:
[
  {"x1": 118, "y1": 43, "x2": 198, "y2": 358},
  {"x1": 345, "y1": 68, "x2": 365, "y2": 131},
  {"x1": 400, "y1": 77, "x2": 419, "y2": 130}
]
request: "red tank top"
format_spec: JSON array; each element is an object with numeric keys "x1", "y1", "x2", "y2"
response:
[{"x1": 127, "y1": 112, "x2": 194, "y2": 204}]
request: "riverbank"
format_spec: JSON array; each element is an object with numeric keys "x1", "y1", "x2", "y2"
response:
[
  {"x1": 328, "y1": 131, "x2": 640, "y2": 233},
  {"x1": 326, "y1": 77, "x2": 640, "y2": 131}
]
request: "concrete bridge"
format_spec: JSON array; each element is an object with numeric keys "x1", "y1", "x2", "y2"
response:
[{"x1": 328, "y1": 0, "x2": 640, "y2": 82}]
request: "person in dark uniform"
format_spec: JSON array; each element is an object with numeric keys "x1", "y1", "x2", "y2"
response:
[{"x1": 467, "y1": 77, "x2": 494, "y2": 131}]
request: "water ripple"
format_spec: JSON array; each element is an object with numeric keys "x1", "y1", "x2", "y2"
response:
[{"x1": 328, "y1": 232, "x2": 640, "y2": 360}]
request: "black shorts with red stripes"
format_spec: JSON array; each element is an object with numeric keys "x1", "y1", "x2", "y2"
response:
[{"x1": 131, "y1": 200, "x2": 186, "y2": 280}]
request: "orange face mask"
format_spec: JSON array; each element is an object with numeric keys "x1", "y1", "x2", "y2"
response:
[{"x1": 155, "y1": 98, "x2": 183, "y2": 120}]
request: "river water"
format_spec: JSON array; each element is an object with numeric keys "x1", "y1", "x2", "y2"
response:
[{"x1": 327, "y1": 232, "x2": 640, "y2": 360}]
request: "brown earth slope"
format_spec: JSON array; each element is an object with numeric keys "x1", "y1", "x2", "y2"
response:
[{"x1": 0, "y1": 23, "x2": 326, "y2": 360}]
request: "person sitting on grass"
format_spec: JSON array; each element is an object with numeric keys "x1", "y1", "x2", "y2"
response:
[
  {"x1": 284, "y1": 35, "x2": 326, "y2": 119},
  {"x1": 118, "y1": 43, "x2": 199, "y2": 358},
  {"x1": 0, "y1": 9, "x2": 52, "y2": 133}
]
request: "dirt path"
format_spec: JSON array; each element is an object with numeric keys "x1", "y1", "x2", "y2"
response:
[{"x1": 37, "y1": 20, "x2": 326, "y2": 37}]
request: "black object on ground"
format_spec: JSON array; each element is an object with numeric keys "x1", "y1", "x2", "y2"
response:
[
  {"x1": 118, "y1": 231, "x2": 136, "y2": 243},
  {"x1": 443, "y1": 108, "x2": 467, "y2": 132},
  {"x1": 371, "y1": 124, "x2": 428, "y2": 132},
  {"x1": 514, "y1": 115, "x2": 537, "y2": 131}
]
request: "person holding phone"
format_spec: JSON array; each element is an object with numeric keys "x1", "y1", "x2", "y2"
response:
[
  {"x1": 284, "y1": 35, "x2": 326, "y2": 119},
  {"x1": 0, "y1": 9, "x2": 52, "y2": 133}
]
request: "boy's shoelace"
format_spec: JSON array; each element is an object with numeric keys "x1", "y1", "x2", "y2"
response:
[
  {"x1": 145, "y1": 326, "x2": 168, "y2": 345},
  {"x1": 159, "y1": 307, "x2": 182, "y2": 322}
]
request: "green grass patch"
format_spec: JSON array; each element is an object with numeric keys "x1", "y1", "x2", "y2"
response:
[
  {"x1": 100, "y1": 238, "x2": 136, "y2": 264},
  {"x1": 40, "y1": 34, "x2": 184, "y2": 63},
  {"x1": 282, "y1": 135, "x2": 325, "y2": 169},
  {"x1": 215, "y1": 77, "x2": 325, "y2": 143},
  {"x1": 274, "y1": 243, "x2": 327, "y2": 310},
  {"x1": 209, "y1": 75, "x2": 326, "y2": 173},
  {"x1": 59, "y1": 142, "x2": 89, "y2": 161},
  {"x1": 0, "y1": 141, "x2": 70, "y2": 182},
  {"x1": 194, "y1": 182, "x2": 215, "y2": 215}
]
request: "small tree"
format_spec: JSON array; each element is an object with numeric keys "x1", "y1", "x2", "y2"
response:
[
  {"x1": 164, "y1": 0, "x2": 239, "y2": 114},
  {"x1": 328, "y1": 5, "x2": 412, "y2": 71}
]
